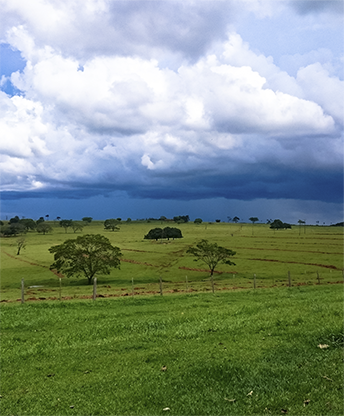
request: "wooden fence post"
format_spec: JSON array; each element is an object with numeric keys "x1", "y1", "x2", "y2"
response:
[
  {"x1": 93, "y1": 277, "x2": 97, "y2": 301},
  {"x1": 159, "y1": 276, "x2": 163, "y2": 296},
  {"x1": 288, "y1": 271, "x2": 291, "y2": 287},
  {"x1": 253, "y1": 274, "x2": 256, "y2": 289},
  {"x1": 21, "y1": 278, "x2": 25, "y2": 304}
]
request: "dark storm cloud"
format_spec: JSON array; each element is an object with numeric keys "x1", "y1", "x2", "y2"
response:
[{"x1": 289, "y1": 0, "x2": 344, "y2": 15}]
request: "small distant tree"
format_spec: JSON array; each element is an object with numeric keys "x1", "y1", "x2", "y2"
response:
[
  {"x1": 249, "y1": 217, "x2": 259, "y2": 224},
  {"x1": 36, "y1": 217, "x2": 45, "y2": 225},
  {"x1": 19, "y1": 218, "x2": 36, "y2": 231},
  {"x1": 104, "y1": 219, "x2": 120, "y2": 231},
  {"x1": 37, "y1": 223, "x2": 53, "y2": 235},
  {"x1": 126, "y1": 218, "x2": 132, "y2": 223},
  {"x1": 49, "y1": 234, "x2": 121, "y2": 285},
  {"x1": 187, "y1": 239, "x2": 236, "y2": 293},
  {"x1": 82, "y1": 217, "x2": 93, "y2": 225},
  {"x1": 72, "y1": 222, "x2": 83, "y2": 233},
  {"x1": 9, "y1": 216, "x2": 20, "y2": 224},
  {"x1": 16, "y1": 237, "x2": 26, "y2": 255},
  {"x1": 194, "y1": 218, "x2": 203, "y2": 224},
  {"x1": 215, "y1": 219, "x2": 221, "y2": 223},
  {"x1": 60, "y1": 219, "x2": 73, "y2": 233},
  {"x1": 232, "y1": 216, "x2": 240, "y2": 223}
]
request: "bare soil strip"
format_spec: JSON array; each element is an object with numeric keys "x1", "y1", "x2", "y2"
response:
[
  {"x1": 2, "y1": 250, "x2": 63, "y2": 277},
  {"x1": 179, "y1": 266, "x2": 237, "y2": 274},
  {"x1": 247, "y1": 257, "x2": 341, "y2": 270},
  {"x1": 236, "y1": 247, "x2": 342, "y2": 255}
]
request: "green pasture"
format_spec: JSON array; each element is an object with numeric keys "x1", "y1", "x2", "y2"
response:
[
  {"x1": 1, "y1": 285, "x2": 343, "y2": 415},
  {"x1": 0, "y1": 221, "x2": 343, "y2": 301}
]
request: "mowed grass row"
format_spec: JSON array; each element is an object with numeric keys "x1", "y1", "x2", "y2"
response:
[
  {"x1": 1, "y1": 285, "x2": 343, "y2": 416},
  {"x1": 1, "y1": 222, "x2": 343, "y2": 301}
]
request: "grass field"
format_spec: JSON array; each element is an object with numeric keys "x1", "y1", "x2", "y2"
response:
[
  {"x1": 1, "y1": 286, "x2": 343, "y2": 416},
  {"x1": 1, "y1": 222, "x2": 343, "y2": 415},
  {"x1": 0, "y1": 221, "x2": 343, "y2": 301}
]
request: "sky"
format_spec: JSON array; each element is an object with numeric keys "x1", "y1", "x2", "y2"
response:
[{"x1": 0, "y1": 0, "x2": 343, "y2": 224}]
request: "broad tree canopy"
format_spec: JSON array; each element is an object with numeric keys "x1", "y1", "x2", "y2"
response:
[
  {"x1": 49, "y1": 234, "x2": 121, "y2": 284},
  {"x1": 187, "y1": 239, "x2": 236, "y2": 277},
  {"x1": 144, "y1": 227, "x2": 183, "y2": 241}
]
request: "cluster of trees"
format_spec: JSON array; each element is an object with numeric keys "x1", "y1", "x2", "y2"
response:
[
  {"x1": 0, "y1": 215, "x2": 95, "y2": 237},
  {"x1": 144, "y1": 227, "x2": 183, "y2": 241},
  {"x1": 0, "y1": 216, "x2": 53, "y2": 236},
  {"x1": 173, "y1": 215, "x2": 190, "y2": 223},
  {"x1": 269, "y1": 219, "x2": 292, "y2": 230}
]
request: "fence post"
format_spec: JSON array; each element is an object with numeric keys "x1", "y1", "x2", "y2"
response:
[
  {"x1": 317, "y1": 271, "x2": 320, "y2": 285},
  {"x1": 288, "y1": 271, "x2": 291, "y2": 287},
  {"x1": 59, "y1": 278, "x2": 62, "y2": 301},
  {"x1": 159, "y1": 276, "x2": 163, "y2": 296},
  {"x1": 253, "y1": 274, "x2": 256, "y2": 289},
  {"x1": 21, "y1": 278, "x2": 25, "y2": 304},
  {"x1": 93, "y1": 277, "x2": 97, "y2": 301}
]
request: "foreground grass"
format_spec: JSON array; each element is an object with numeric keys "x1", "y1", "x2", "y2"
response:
[{"x1": 1, "y1": 285, "x2": 343, "y2": 416}]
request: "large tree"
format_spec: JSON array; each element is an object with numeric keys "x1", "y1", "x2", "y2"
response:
[
  {"x1": 186, "y1": 239, "x2": 236, "y2": 292},
  {"x1": 49, "y1": 234, "x2": 121, "y2": 285}
]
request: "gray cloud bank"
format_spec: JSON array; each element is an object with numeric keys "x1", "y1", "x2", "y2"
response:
[{"x1": 0, "y1": 0, "x2": 343, "y2": 213}]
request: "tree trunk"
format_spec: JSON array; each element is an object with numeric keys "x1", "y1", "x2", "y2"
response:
[{"x1": 210, "y1": 271, "x2": 215, "y2": 293}]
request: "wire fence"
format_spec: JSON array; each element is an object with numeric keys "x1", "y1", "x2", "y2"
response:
[{"x1": 11, "y1": 269, "x2": 344, "y2": 303}]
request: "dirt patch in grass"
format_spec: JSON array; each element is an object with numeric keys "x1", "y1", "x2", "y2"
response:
[
  {"x1": 236, "y1": 246, "x2": 343, "y2": 255},
  {"x1": 2, "y1": 250, "x2": 64, "y2": 278},
  {"x1": 247, "y1": 257, "x2": 341, "y2": 270},
  {"x1": 179, "y1": 266, "x2": 237, "y2": 274},
  {"x1": 121, "y1": 258, "x2": 158, "y2": 267}
]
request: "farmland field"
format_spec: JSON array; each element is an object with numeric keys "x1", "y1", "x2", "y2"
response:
[
  {"x1": 1, "y1": 222, "x2": 343, "y2": 415},
  {"x1": 0, "y1": 221, "x2": 342, "y2": 301}
]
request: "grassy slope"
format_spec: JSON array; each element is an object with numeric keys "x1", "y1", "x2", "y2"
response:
[
  {"x1": 1, "y1": 285, "x2": 343, "y2": 416},
  {"x1": 0, "y1": 222, "x2": 343, "y2": 301}
]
